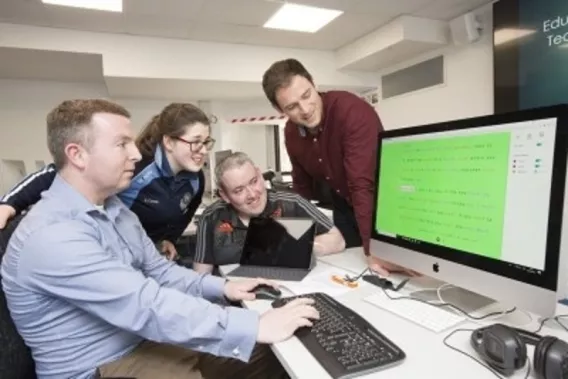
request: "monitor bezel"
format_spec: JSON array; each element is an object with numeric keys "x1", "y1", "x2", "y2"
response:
[{"x1": 371, "y1": 104, "x2": 568, "y2": 292}]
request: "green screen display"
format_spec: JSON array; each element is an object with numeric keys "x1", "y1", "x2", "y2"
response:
[{"x1": 376, "y1": 132, "x2": 511, "y2": 259}]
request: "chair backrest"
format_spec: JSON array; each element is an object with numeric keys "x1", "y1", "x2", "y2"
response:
[{"x1": 0, "y1": 214, "x2": 37, "y2": 379}]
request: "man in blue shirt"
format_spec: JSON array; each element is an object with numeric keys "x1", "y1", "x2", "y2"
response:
[{"x1": 1, "y1": 99, "x2": 318, "y2": 379}]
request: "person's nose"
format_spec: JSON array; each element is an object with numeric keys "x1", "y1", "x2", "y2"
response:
[
  {"x1": 245, "y1": 186, "x2": 256, "y2": 199},
  {"x1": 299, "y1": 101, "x2": 310, "y2": 116},
  {"x1": 130, "y1": 144, "x2": 142, "y2": 162}
]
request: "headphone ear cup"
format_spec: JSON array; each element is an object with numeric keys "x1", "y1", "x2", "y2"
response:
[
  {"x1": 534, "y1": 336, "x2": 556, "y2": 379},
  {"x1": 471, "y1": 324, "x2": 527, "y2": 375},
  {"x1": 512, "y1": 331, "x2": 528, "y2": 369}
]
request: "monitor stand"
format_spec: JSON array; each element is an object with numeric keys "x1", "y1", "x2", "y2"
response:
[{"x1": 408, "y1": 281, "x2": 495, "y2": 315}]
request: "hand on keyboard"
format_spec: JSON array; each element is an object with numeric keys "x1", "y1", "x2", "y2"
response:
[
  {"x1": 257, "y1": 298, "x2": 320, "y2": 344},
  {"x1": 271, "y1": 293, "x2": 406, "y2": 379}
]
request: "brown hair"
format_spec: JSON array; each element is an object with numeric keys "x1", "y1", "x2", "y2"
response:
[
  {"x1": 136, "y1": 103, "x2": 211, "y2": 156},
  {"x1": 262, "y1": 58, "x2": 314, "y2": 109},
  {"x1": 47, "y1": 99, "x2": 130, "y2": 169}
]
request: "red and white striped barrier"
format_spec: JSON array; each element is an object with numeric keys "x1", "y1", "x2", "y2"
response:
[{"x1": 228, "y1": 115, "x2": 287, "y2": 124}]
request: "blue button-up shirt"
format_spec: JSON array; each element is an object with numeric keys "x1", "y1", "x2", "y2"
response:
[{"x1": 1, "y1": 175, "x2": 259, "y2": 379}]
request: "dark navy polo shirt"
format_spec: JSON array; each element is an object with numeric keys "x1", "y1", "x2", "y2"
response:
[
  {"x1": 120, "y1": 145, "x2": 204, "y2": 243},
  {"x1": 193, "y1": 190, "x2": 333, "y2": 266}
]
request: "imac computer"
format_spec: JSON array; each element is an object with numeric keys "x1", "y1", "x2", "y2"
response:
[{"x1": 371, "y1": 105, "x2": 568, "y2": 317}]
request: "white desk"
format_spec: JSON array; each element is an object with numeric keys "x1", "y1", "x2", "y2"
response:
[{"x1": 220, "y1": 248, "x2": 568, "y2": 379}]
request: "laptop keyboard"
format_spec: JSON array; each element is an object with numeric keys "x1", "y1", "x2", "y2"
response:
[{"x1": 228, "y1": 266, "x2": 309, "y2": 281}]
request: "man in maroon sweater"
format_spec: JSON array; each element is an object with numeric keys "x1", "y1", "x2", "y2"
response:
[{"x1": 262, "y1": 58, "x2": 412, "y2": 276}]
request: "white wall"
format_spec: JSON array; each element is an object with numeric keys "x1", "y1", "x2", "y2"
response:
[
  {"x1": 375, "y1": 5, "x2": 494, "y2": 130},
  {"x1": 0, "y1": 79, "x2": 109, "y2": 182},
  {"x1": 114, "y1": 98, "x2": 176, "y2": 133},
  {"x1": 0, "y1": 80, "x2": 201, "y2": 192},
  {"x1": 218, "y1": 98, "x2": 276, "y2": 168}
]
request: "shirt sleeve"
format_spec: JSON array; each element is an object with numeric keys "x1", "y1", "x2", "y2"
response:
[
  {"x1": 193, "y1": 212, "x2": 216, "y2": 265},
  {"x1": 289, "y1": 193, "x2": 334, "y2": 235},
  {"x1": 341, "y1": 100, "x2": 382, "y2": 255},
  {"x1": 136, "y1": 218, "x2": 226, "y2": 302},
  {"x1": 19, "y1": 221, "x2": 259, "y2": 362},
  {"x1": 285, "y1": 125, "x2": 315, "y2": 199},
  {"x1": 0, "y1": 164, "x2": 57, "y2": 213}
]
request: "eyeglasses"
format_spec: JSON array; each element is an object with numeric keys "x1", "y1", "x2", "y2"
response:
[{"x1": 174, "y1": 136, "x2": 216, "y2": 152}]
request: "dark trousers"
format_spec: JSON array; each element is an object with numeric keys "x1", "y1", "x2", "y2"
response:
[{"x1": 331, "y1": 191, "x2": 362, "y2": 249}]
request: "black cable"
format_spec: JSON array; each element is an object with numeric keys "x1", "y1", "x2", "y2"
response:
[{"x1": 442, "y1": 328, "x2": 503, "y2": 379}]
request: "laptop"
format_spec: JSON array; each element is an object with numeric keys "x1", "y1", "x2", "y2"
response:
[{"x1": 226, "y1": 217, "x2": 317, "y2": 281}]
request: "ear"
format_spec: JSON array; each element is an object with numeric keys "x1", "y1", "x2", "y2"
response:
[
  {"x1": 162, "y1": 135, "x2": 176, "y2": 152},
  {"x1": 64, "y1": 143, "x2": 88, "y2": 170}
]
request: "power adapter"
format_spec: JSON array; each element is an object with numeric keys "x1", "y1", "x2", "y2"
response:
[{"x1": 362, "y1": 275, "x2": 409, "y2": 291}]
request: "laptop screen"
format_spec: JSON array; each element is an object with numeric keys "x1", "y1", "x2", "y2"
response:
[{"x1": 240, "y1": 217, "x2": 315, "y2": 269}]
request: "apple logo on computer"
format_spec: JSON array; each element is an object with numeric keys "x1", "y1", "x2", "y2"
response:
[{"x1": 432, "y1": 262, "x2": 440, "y2": 273}]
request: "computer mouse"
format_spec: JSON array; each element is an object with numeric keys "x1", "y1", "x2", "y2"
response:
[{"x1": 252, "y1": 284, "x2": 282, "y2": 300}]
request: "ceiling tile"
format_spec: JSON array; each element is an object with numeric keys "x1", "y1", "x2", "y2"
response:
[
  {"x1": 188, "y1": 5, "x2": 389, "y2": 50},
  {"x1": 290, "y1": 0, "x2": 354, "y2": 12},
  {"x1": 198, "y1": 0, "x2": 281, "y2": 27},
  {"x1": 347, "y1": 0, "x2": 436, "y2": 15},
  {"x1": 44, "y1": 6, "x2": 126, "y2": 34},
  {"x1": 0, "y1": 0, "x2": 49, "y2": 26},
  {"x1": 124, "y1": 0, "x2": 206, "y2": 19},
  {"x1": 413, "y1": 0, "x2": 494, "y2": 20},
  {"x1": 188, "y1": 22, "x2": 260, "y2": 45},
  {"x1": 123, "y1": 14, "x2": 192, "y2": 39},
  {"x1": 316, "y1": 12, "x2": 394, "y2": 49},
  {"x1": 188, "y1": 21, "x2": 318, "y2": 49}
]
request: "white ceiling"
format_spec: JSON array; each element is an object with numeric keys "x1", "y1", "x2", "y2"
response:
[{"x1": 0, "y1": 0, "x2": 494, "y2": 50}]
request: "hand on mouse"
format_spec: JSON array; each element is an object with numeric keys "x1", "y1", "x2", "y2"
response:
[
  {"x1": 257, "y1": 298, "x2": 320, "y2": 344},
  {"x1": 223, "y1": 278, "x2": 279, "y2": 302}
]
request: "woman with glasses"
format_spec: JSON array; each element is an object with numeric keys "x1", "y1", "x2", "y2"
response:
[{"x1": 0, "y1": 102, "x2": 216, "y2": 261}]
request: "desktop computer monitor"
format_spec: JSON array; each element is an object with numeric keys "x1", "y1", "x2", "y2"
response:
[{"x1": 371, "y1": 105, "x2": 568, "y2": 317}]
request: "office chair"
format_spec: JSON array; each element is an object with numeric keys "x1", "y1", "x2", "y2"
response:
[{"x1": 0, "y1": 215, "x2": 137, "y2": 379}]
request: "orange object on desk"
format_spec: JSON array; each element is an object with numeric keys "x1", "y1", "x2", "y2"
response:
[{"x1": 331, "y1": 275, "x2": 359, "y2": 288}]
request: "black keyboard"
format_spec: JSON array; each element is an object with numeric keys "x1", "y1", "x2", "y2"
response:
[{"x1": 272, "y1": 292, "x2": 406, "y2": 379}]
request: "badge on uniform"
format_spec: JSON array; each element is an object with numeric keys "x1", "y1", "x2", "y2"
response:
[{"x1": 179, "y1": 193, "x2": 192, "y2": 212}]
